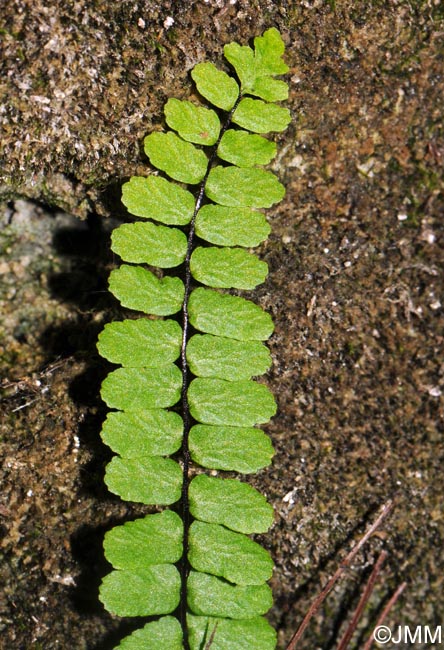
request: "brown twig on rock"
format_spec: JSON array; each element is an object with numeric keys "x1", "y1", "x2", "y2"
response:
[
  {"x1": 362, "y1": 582, "x2": 407, "y2": 650},
  {"x1": 286, "y1": 500, "x2": 394, "y2": 650},
  {"x1": 336, "y1": 550, "x2": 388, "y2": 650}
]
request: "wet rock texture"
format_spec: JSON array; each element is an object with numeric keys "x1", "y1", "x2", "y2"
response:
[{"x1": 1, "y1": 1, "x2": 443, "y2": 649}]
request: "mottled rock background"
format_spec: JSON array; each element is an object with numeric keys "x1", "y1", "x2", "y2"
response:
[{"x1": 1, "y1": 1, "x2": 443, "y2": 649}]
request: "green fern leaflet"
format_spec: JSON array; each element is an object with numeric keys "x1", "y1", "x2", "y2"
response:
[{"x1": 97, "y1": 27, "x2": 290, "y2": 650}]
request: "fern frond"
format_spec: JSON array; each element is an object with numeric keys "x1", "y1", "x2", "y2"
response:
[{"x1": 97, "y1": 27, "x2": 290, "y2": 650}]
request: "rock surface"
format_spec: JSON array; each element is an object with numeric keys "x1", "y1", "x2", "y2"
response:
[{"x1": 1, "y1": 1, "x2": 444, "y2": 649}]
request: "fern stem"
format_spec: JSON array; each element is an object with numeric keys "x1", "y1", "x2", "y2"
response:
[{"x1": 178, "y1": 92, "x2": 243, "y2": 648}]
